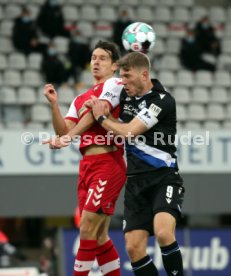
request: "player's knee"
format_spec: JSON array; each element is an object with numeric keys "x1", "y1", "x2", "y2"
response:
[
  {"x1": 126, "y1": 240, "x2": 144, "y2": 261},
  {"x1": 155, "y1": 228, "x2": 175, "y2": 246},
  {"x1": 79, "y1": 219, "x2": 97, "y2": 240}
]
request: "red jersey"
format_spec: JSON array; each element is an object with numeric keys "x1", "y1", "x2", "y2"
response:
[{"x1": 65, "y1": 77, "x2": 123, "y2": 154}]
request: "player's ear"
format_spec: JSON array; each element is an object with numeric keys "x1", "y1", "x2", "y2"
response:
[
  {"x1": 112, "y1": 62, "x2": 118, "y2": 72},
  {"x1": 142, "y1": 69, "x2": 148, "y2": 81}
]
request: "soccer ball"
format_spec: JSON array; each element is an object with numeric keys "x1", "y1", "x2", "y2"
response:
[{"x1": 122, "y1": 22, "x2": 156, "y2": 53}]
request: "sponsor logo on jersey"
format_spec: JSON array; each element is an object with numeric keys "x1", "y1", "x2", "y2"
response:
[
  {"x1": 103, "y1": 91, "x2": 118, "y2": 101},
  {"x1": 149, "y1": 103, "x2": 162, "y2": 117},
  {"x1": 123, "y1": 104, "x2": 139, "y2": 115}
]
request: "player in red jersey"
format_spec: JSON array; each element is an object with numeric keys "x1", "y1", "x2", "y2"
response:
[{"x1": 44, "y1": 41, "x2": 126, "y2": 276}]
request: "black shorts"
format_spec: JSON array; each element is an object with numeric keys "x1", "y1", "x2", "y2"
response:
[{"x1": 123, "y1": 168, "x2": 185, "y2": 236}]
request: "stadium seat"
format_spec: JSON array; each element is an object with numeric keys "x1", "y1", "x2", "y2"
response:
[
  {"x1": 58, "y1": 87, "x2": 75, "y2": 105},
  {"x1": 0, "y1": 54, "x2": 8, "y2": 70},
  {"x1": 67, "y1": 0, "x2": 84, "y2": 5},
  {"x1": 82, "y1": 70, "x2": 93, "y2": 86},
  {"x1": 6, "y1": 121, "x2": 25, "y2": 129},
  {"x1": 0, "y1": 0, "x2": 8, "y2": 4},
  {"x1": 158, "y1": 0, "x2": 175, "y2": 7},
  {"x1": 153, "y1": 38, "x2": 165, "y2": 56},
  {"x1": 173, "y1": 87, "x2": 191, "y2": 104},
  {"x1": 153, "y1": 23, "x2": 168, "y2": 39},
  {"x1": 25, "y1": 122, "x2": 44, "y2": 129},
  {"x1": 168, "y1": 23, "x2": 186, "y2": 38},
  {"x1": 0, "y1": 37, "x2": 13, "y2": 54},
  {"x1": 207, "y1": 104, "x2": 225, "y2": 121},
  {"x1": 27, "y1": 4, "x2": 40, "y2": 19},
  {"x1": 172, "y1": 7, "x2": 190, "y2": 23},
  {"x1": 37, "y1": 87, "x2": 49, "y2": 104},
  {"x1": 99, "y1": 6, "x2": 116, "y2": 22},
  {"x1": 77, "y1": 21, "x2": 94, "y2": 38},
  {"x1": 139, "y1": 0, "x2": 158, "y2": 6},
  {"x1": 176, "y1": 104, "x2": 187, "y2": 121},
  {"x1": 223, "y1": 120, "x2": 231, "y2": 128},
  {"x1": 184, "y1": 121, "x2": 201, "y2": 129},
  {"x1": 0, "y1": 87, "x2": 17, "y2": 104},
  {"x1": 226, "y1": 104, "x2": 231, "y2": 119},
  {"x1": 11, "y1": 0, "x2": 28, "y2": 4},
  {"x1": 155, "y1": 7, "x2": 171, "y2": 23},
  {"x1": 213, "y1": 71, "x2": 231, "y2": 87},
  {"x1": 18, "y1": 87, "x2": 37, "y2": 105},
  {"x1": 0, "y1": 6, "x2": 2, "y2": 21},
  {"x1": 53, "y1": 37, "x2": 69, "y2": 54},
  {"x1": 27, "y1": 53, "x2": 43, "y2": 70},
  {"x1": 80, "y1": 5, "x2": 98, "y2": 21},
  {"x1": 4, "y1": 4, "x2": 21, "y2": 19},
  {"x1": 59, "y1": 104, "x2": 69, "y2": 117},
  {"x1": 217, "y1": 54, "x2": 231, "y2": 70},
  {"x1": 95, "y1": 21, "x2": 113, "y2": 38},
  {"x1": 22, "y1": 70, "x2": 42, "y2": 87},
  {"x1": 3, "y1": 106, "x2": 24, "y2": 123},
  {"x1": 210, "y1": 87, "x2": 228, "y2": 104},
  {"x1": 8, "y1": 53, "x2": 27, "y2": 70},
  {"x1": 203, "y1": 121, "x2": 221, "y2": 129},
  {"x1": 176, "y1": 70, "x2": 194, "y2": 87},
  {"x1": 176, "y1": 0, "x2": 194, "y2": 7},
  {"x1": 165, "y1": 38, "x2": 181, "y2": 54},
  {"x1": 62, "y1": 5, "x2": 79, "y2": 22},
  {"x1": 158, "y1": 71, "x2": 176, "y2": 88},
  {"x1": 29, "y1": 0, "x2": 46, "y2": 4},
  {"x1": 0, "y1": 72, "x2": 2, "y2": 85},
  {"x1": 209, "y1": 6, "x2": 226, "y2": 23},
  {"x1": 195, "y1": 71, "x2": 213, "y2": 87},
  {"x1": 221, "y1": 39, "x2": 231, "y2": 54},
  {"x1": 31, "y1": 104, "x2": 51, "y2": 122},
  {"x1": 87, "y1": 0, "x2": 103, "y2": 5},
  {"x1": 191, "y1": 87, "x2": 209, "y2": 104},
  {"x1": 136, "y1": 7, "x2": 153, "y2": 23},
  {"x1": 0, "y1": 20, "x2": 14, "y2": 37},
  {"x1": 122, "y1": 0, "x2": 139, "y2": 6},
  {"x1": 3, "y1": 70, "x2": 21, "y2": 87},
  {"x1": 159, "y1": 55, "x2": 181, "y2": 71},
  {"x1": 188, "y1": 104, "x2": 206, "y2": 121},
  {"x1": 191, "y1": 6, "x2": 207, "y2": 22}
]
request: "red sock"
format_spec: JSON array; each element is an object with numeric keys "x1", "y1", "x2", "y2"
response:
[
  {"x1": 96, "y1": 240, "x2": 120, "y2": 275},
  {"x1": 74, "y1": 239, "x2": 97, "y2": 276}
]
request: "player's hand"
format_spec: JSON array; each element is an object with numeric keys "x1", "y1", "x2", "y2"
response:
[
  {"x1": 84, "y1": 99, "x2": 93, "y2": 108},
  {"x1": 43, "y1": 84, "x2": 58, "y2": 104},
  {"x1": 42, "y1": 135, "x2": 72, "y2": 149},
  {"x1": 90, "y1": 96, "x2": 110, "y2": 119}
]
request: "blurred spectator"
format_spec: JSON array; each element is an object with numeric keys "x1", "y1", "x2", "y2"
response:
[
  {"x1": 112, "y1": 9, "x2": 133, "y2": 52},
  {"x1": 37, "y1": 0, "x2": 70, "y2": 39},
  {"x1": 67, "y1": 30, "x2": 91, "y2": 87},
  {"x1": 41, "y1": 42, "x2": 67, "y2": 86},
  {"x1": 195, "y1": 15, "x2": 221, "y2": 56},
  {"x1": 180, "y1": 28, "x2": 216, "y2": 72},
  {"x1": 12, "y1": 7, "x2": 47, "y2": 55}
]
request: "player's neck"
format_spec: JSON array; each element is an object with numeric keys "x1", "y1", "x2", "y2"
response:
[{"x1": 94, "y1": 74, "x2": 114, "y2": 84}]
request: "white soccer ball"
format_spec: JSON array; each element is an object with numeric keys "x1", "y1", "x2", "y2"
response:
[{"x1": 122, "y1": 22, "x2": 156, "y2": 53}]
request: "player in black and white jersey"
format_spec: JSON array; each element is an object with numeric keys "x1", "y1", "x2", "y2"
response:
[{"x1": 90, "y1": 51, "x2": 185, "y2": 276}]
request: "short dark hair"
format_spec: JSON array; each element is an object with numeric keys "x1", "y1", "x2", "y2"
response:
[
  {"x1": 117, "y1": 52, "x2": 151, "y2": 71},
  {"x1": 93, "y1": 40, "x2": 120, "y2": 63}
]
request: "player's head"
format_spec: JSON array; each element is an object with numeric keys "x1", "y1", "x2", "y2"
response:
[
  {"x1": 117, "y1": 52, "x2": 152, "y2": 97},
  {"x1": 91, "y1": 41, "x2": 120, "y2": 83}
]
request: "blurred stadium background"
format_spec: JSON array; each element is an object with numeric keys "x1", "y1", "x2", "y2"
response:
[{"x1": 0, "y1": 0, "x2": 231, "y2": 275}]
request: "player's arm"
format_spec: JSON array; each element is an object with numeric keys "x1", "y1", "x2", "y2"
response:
[
  {"x1": 91, "y1": 96, "x2": 158, "y2": 137},
  {"x1": 44, "y1": 84, "x2": 76, "y2": 135}
]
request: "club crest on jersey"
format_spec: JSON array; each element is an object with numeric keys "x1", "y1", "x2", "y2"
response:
[
  {"x1": 149, "y1": 103, "x2": 162, "y2": 117},
  {"x1": 138, "y1": 100, "x2": 146, "y2": 109},
  {"x1": 94, "y1": 85, "x2": 100, "y2": 91}
]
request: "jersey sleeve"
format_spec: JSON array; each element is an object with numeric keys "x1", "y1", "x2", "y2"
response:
[
  {"x1": 136, "y1": 94, "x2": 174, "y2": 129},
  {"x1": 98, "y1": 78, "x2": 123, "y2": 109},
  {"x1": 65, "y1": 97, "x2": 79, "y2": 123}
]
